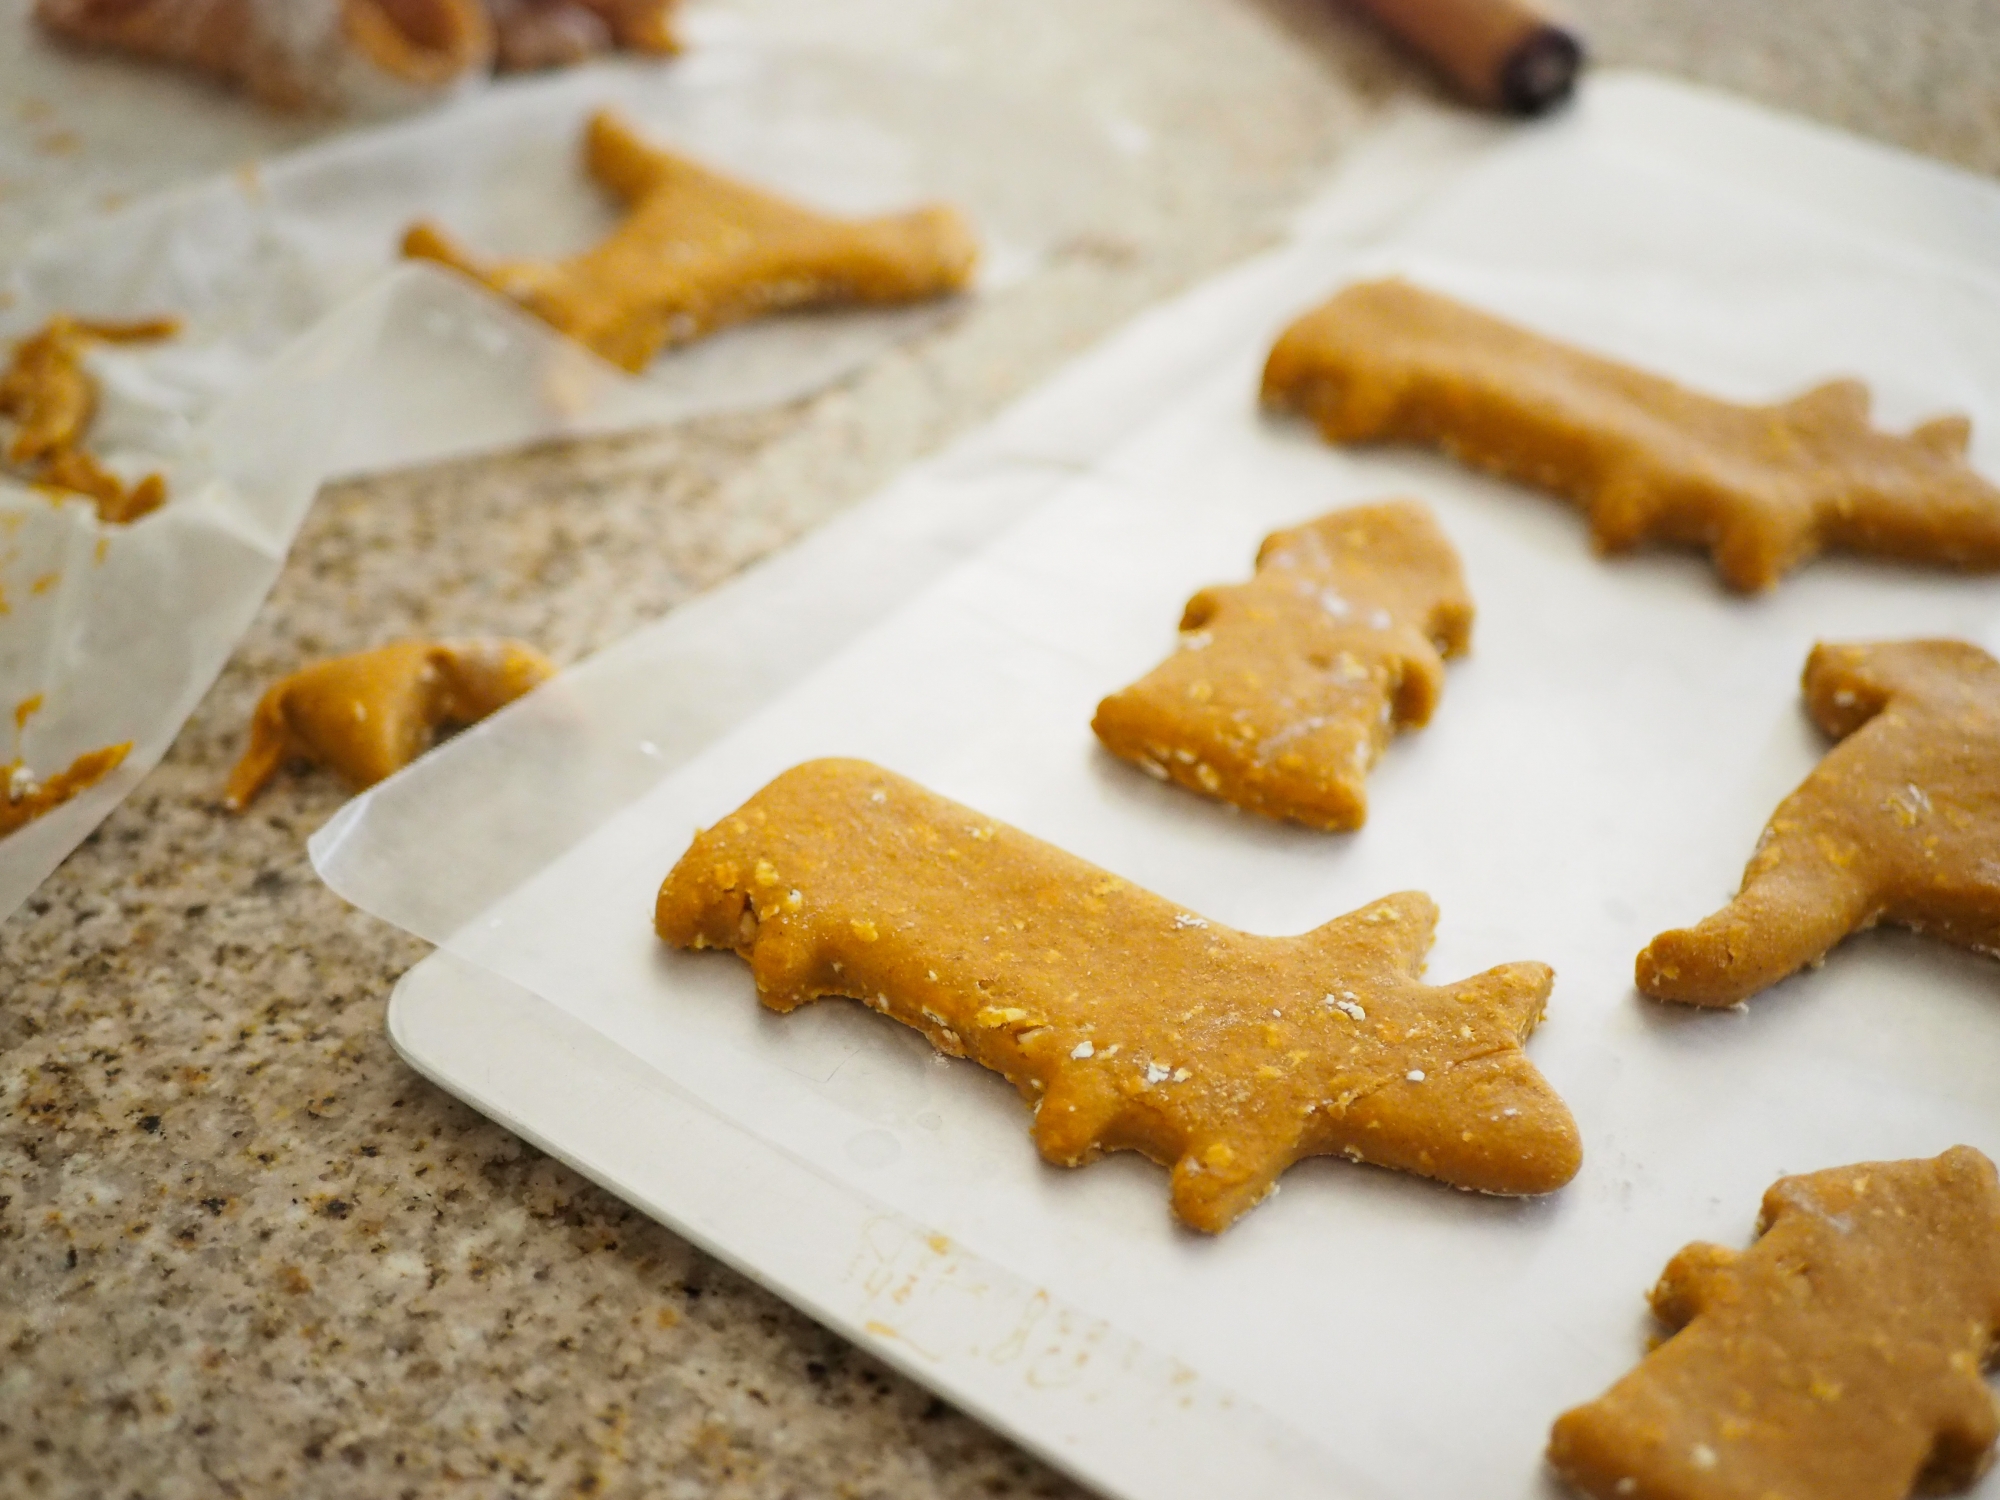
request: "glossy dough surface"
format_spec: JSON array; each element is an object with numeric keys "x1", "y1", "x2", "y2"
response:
[
  {"x1": 1549, "y1": 1147, "x2": 2000, "y2": 1500},
  {"x1": 654, "y1": 758, "x2": 1581, "y2": 1233},
  {"x1": 1092, "y1": 498, "x2": 1472, "y2": 830},
  {"x1": 404, "y1": 111, "x2": 979, "y2": 372},
  {"x1": 224, "y1": 638, "x2": 554, "y2": 810},
  {"x1": 1261, "y1": 278, "x2": 2000, "y2": 592},
  {"x1": 1638, "y1": 639, "x2": 2000, "y2": 1006}
]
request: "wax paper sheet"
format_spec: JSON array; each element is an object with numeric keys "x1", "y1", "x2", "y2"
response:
[
  {"x1": 0, "y1": 40, "x2": 1124, "y2": 920},
  {"x1": 315, "y1": 76, "x2": 2000, "y2": 1499}
]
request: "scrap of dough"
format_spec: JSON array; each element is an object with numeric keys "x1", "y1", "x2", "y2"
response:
[
  {"x1": 1, "y1": 743, "x2": 132, "y2": 839},
  {"x1": 1548, "y1": 1147, "x2": 2000, "y2": 1500},
  {"x1": 489, "y1": 0, "x2": 679, "y2": 69},
  {"x1": 1638, "y1": 639, "x2": 2000, "y2": 1007},
  {"x1": 402, "y1": 110, "x2": 980, "y2": 372},
  {"x1": 0, "y1": 315, "x2": 179, "y2": 525},
  {"x1": 36, "y1": 450, "x2": 169, "y2": 527},
  {"x1": 223, "y1": 637, "x2": 554, "y2": 810},
  {"x1": 1261, "y1": 278, "x2": 2000, "y2": 593},
  {"x1": 1092, "y1": 498, "x2": 1473, "y2": 830},
  {"x1": 655, "y1": 758, "x2": 1581, "y2": 1234},
  {"x1": 33, "y1": 0, "x2": 495, "y2": 108}
]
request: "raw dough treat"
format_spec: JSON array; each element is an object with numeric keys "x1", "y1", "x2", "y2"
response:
[
  {"x1": 488, "y1": 0, "x2": 679, "y2": 70},
  {"x1": 223, "y1": 637, "x2": 554, "y2": 810},
  {"x1": 1092, "y1": 499, "x2": 1472, "y2": 830},
  {"x1": 1, "y1": 743, "x2": 131, "y2": 839},
  {"x1": 655, "y1": 758, "x2": 1581, "y2": 1234},
  {"x1": 0, "y1": 315, "x2": 179, "y2": 525},
  {"x1": 1548, "y1": 1146, "x2": 2000, "y2": 1500},
  {"x1": 37, "y1": 0, "x2": 678, "y2": 101},
  {"x1": 403, "y1": 111, "x2": 980, "y2": 372},
  {"x1": 1261, "y1": 278, "x2": 2000, "y2": 593},
  {"x1": 1638, "y1": 639, "x2": 2000, "y2": 1007},
  {"x1": 34, "y1": 0, "x2": 496, "y2": 111}
]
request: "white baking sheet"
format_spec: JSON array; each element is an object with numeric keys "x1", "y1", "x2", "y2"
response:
[
  {"x1": 0, "y1": 38, "x2": 1121, "y2": 921},
  {"x1": 316, "y1": 75, "x2": 2000, "y2": 1500}
]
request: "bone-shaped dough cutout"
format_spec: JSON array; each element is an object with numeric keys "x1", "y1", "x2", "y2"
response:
[
  {"x1": 224, "y1": 638, "x2": 553, "y2": 810},
  {"x1": 402, "y1": 110, "x2": 980, "y2": 372},
  {"x1": 654, "y1": 758, "x2": 1581, "y2": 1233},
  {"x1": 1261, "y1": 278, "x2": 2000, "y2": 594},
  {"x1": 0, "y1": 315, "x2": 179, "y2": 525},
  {"x1": 2, "y1": 743, "x2": 131, "y2": 840},
  {"x1": 1638, "y1": 639, "x2": 2000, "y2": 1007},
  {"x1": 34, "y1": 0, "x2": 496, "y2": 106},
  {"x1": 1092, "y1": 498, "x2": 1472, "y2": 830},
  {"x1": 1548, "y1": 1147, "x2": 2000, "y2": 1500}
]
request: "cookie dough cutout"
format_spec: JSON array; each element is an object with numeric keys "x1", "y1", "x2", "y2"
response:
[
  {"x1": 35, "y1": 0, "x2": 496, "y2": 108},
  {"x1": 1261, "y1": 278, "x2": 2000, "y2": 593},
  {"x1": 403, "y1": 110, "x2": 980, "y2": 372},
  {"x1": 1, "y1": 315, "x2": 179, "y2": 525},
  {"x1": 224, "y1": 638, "x2": 554, "y2": 810},
  {"x1": 1548, "y1": 1147, "x2": 2000, "y2": 1500},
  {"x1": 1092, "y1": 499, "x2": 1472, "y2": 830},
  {"x1": 655, "y1": 758, "x2": 1581, "y2": 1233},
  {"x1": 1638, "y1": 639, "x2": 2000, "y2": 1007},
  {"x1": 2, "y1": 743, "x2": 131, "y2": 839}
]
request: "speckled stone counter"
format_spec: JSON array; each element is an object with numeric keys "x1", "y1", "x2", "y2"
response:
[{"x1": 4, "y1": 4, "x2": 1997, "y2": 1497}]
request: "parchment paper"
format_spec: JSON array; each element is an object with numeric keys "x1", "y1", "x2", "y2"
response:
[
  {"x1": 0, "y1": 40, "x2": 1124, "y2": 920},
  {"x1": 315, "y1": 75, "x2": 2000, "y2": 1498}
]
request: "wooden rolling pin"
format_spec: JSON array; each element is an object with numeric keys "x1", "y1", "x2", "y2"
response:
[{"x1": 1346, "y1": 0, "x2": 1584, "y2": 115}]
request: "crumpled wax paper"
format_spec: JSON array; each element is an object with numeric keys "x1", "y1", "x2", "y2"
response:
[{"x1": 0, "y1": 39, "x2": 1126, "y2": 919}]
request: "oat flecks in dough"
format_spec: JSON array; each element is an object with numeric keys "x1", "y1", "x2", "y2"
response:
[
  {"x1": 1, "y1": 742, "x2": 131, "y2": 839},
  {"x1": 1092, "y1": 498, "x2": 1472, "y2": 830},
  {"x1": 1260, "y1": 278, "x2": 2000, "y2": 593},
  {"x1": 223, "y1": 637, "x2": 554, "y2": 810},
  {"x1": 654, "y1": 758, "x2": 1581, "y2": 1234},
  {"x1": 0, "y1": 315, "x2": 179, "y2": 525},
  {"x1": 402, "y1": 110, "x2": 980, "y2": 372},
  {"x1": 1637, "y1": 638, "x2": 2000, "y2": 1007},
  {"x1": 1548, "y1": 1147, "x2": 2000, "y2": 1500}
]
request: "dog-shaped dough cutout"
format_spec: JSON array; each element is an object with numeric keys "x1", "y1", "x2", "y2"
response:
[
  {"x1": 403, "y1": 111, "x2": 979, "y2": 372},
  {"x1": 1549, "y1": 1147, "x2": 2000, "y2": 1500},
  {"x1": 1262, "y1": 279, "x2": 2000, "y2": 593},
  {"x1": 1093, "y1": 499, "x2": 1472, "y2": 830},
  {"x1": 657, "y1": 758, "x2": 1581, "y2": 1233},
  {"x1": 1639, "y1": 639, "x2": 2000, "y2": 1006}
]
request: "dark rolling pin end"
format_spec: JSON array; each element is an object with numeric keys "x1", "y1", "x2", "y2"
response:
[
  {"x1": 1346, "y1": 0, "x2": 1587, "y2": 116},
  {"x1": 1498, "y1": 22, "x2": 1583, "y2": 115}
]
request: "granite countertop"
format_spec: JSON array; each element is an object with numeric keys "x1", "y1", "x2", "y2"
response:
[{"x1": 4, "y1": 3, "x2": 1997, "y2": 1497}]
